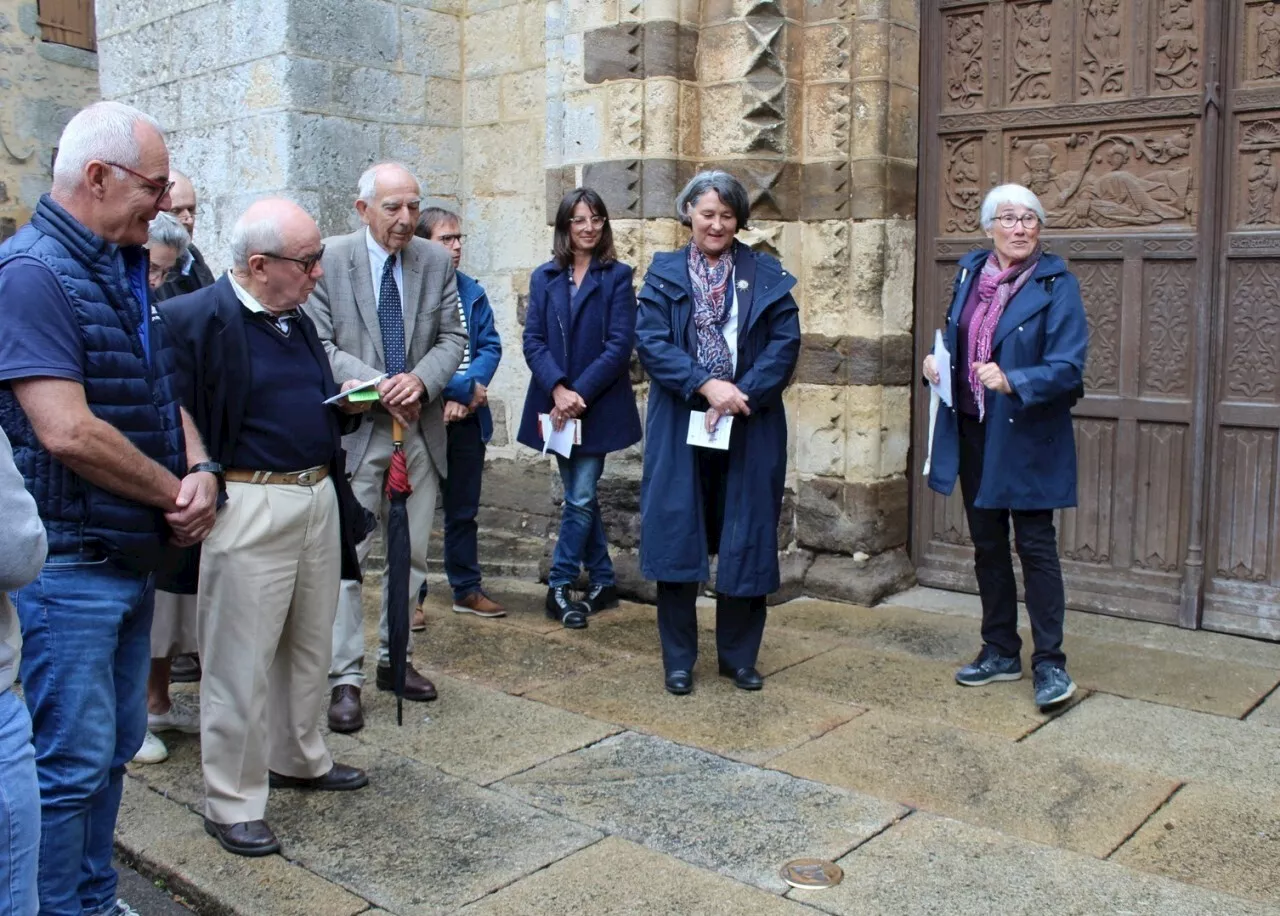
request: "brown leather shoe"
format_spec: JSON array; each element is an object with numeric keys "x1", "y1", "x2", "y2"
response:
[
  {"x1": 453, "y1": 591, "x2": 506, "y2": 618},
  {"x1": 269, "y1": 762, "x2": 369, "y2": 792},
  {"x1": 411, "y1": 605, "x2": 427, "y2": 632},
  {"x1": 204, "y1": 818, "x2": 280, "y2": 857},
  {"x1": 327, "y1": 685, "x2": 364, "y2": 733},
  {"x1": 376, "y1": 662, "x2": 437, "y2": 701}
]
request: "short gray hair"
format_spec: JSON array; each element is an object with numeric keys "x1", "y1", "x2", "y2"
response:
[
  {"x1": 980, "y1": 184, "x2": 1047, "y2": 231},
  {"x1": 147, "y1": 211, "x2": 190, "y2": 253},
  {"x1": 52, "y1": 101, "x2": 164, "y2": 193},
  {"x1": 229, "y1": 213, "x2": 285, "y2": 271},
  {"x1": 675, "y1": 170, "x2": 751, "y2": 229},
  {"x1": 357, "y1": 162, "x2": 422, "y2": 204}
]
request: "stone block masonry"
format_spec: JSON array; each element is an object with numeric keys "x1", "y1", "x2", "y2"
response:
[{"x1": 97, "y1": 0, "x2": 921, "y2": 607}]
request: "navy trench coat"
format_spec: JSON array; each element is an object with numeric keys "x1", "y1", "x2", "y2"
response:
[
  {"x1": 516, "y1": 258, "x2": 642, "y2": 455},
  {"x1": 927, "y1": 249, "x2": 1088, "y2": 510},
  {"x1": 636, "y1": 243, "x2": 800, "y2": 597}
]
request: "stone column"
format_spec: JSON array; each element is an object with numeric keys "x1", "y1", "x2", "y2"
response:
[{"x1": 96, "y1": 0, "x2": 464, "y2": 271}]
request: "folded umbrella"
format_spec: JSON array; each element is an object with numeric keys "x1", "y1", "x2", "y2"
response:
[{"x1": 384, "y1": 419, "x2": 413, "y2": 725}]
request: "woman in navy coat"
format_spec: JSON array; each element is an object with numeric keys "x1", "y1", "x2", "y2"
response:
[
  {"x1": 636, "y1": 171, "x2": 801, "y2": 696},
  {"x1": 517, "y1": 188, "x2": 642, "y2": 629},
  {"x1": 924, "y1": 183, "x2": 1088, "y2": 711}
]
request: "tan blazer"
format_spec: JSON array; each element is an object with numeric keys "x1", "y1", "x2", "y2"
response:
[{"x1": 305, "y1": 229, "x2": 467, "y2": 476}]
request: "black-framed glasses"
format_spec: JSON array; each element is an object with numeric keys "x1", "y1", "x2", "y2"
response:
[
  {"x1": 995, "y1": 212, "x2": 1041, "y2": 229},
  {"x1": 437, "y1": 233, "x2": 465, "y2": 244},
  {"x1": 259, "y1": 246, "x2": 325, "y2": 274},
  {"x1": 103, "y1": 161, "x2": 174, "y2": 204}
]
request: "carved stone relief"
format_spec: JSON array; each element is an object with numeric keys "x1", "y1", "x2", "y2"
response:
[
  {"x1": 1240, "y1": 120, "x2": 1280, "y2": 226},
  {"x1": 942, "y1": 135, "x2": 983, "y2": 233},
  {"x1": 1074, "y1": 260, "x2": 1121, "y2": 391},
  {"x1": 1141, "y1": 262, "x2": 1192, "y2": 397},
  {"x1": 1010, "y1": 126, "x2": 1195, "y2": 229},
  {"x1": 742, "y1": 0, "x2": 788, "y2": 154},
  {"x1": 1009, "y1": 2, "x2": 1052, "y2": 105},
  {"x1": 1153, "y1": 0, "x2": 1199, "y2": 92},
  {"x1": 944, "y1": 11, "x2": 985, "y2": 111},
  {"x1": 1251, "y1": 1, "x2": 1280, "y2": 82},
  {"x1": 1080, "y1": 0, "x2": 1126, "y2": 98},
  {"x1": 1225, "y1": 261, "x2": 1280, "y2": 401}
]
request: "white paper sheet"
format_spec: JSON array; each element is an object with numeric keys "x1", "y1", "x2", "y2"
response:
[
  {"x1": 930, "y1": 329, "x2": 953, "y2": 408},
  {"x1": 686, "y1": 411, "x2": 733, "y2": 450},
  {"x1": 322, "y1": 374, "x2": 387, "y2": 405},
  {"x1": 923, "y1": 390, "x2": 940, "y2": 477},
  {"x1": 538, "y1": 414, "x2": 581, "y2": 458}
]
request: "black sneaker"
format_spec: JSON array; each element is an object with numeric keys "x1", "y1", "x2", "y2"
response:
[
  {"x1": 585, "y1": 584, "x2": 619, "y2": 614},
  {"x1": 545, "y1": 585, "x2": 589, "y2": 629},
  {"x1": 955, "y1": 645, "x2": 1023, "y2": 686},
  {"x1": 1033, "y1": 662, "x2": 1076, "y2": 708}
]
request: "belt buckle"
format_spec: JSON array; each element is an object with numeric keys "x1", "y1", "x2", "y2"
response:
[{"x1": 296, "y1": 470, "x2": 316, "y2": 487}]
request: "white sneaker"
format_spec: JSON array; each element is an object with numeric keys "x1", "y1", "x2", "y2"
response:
[
  {"x1": 148, "y1": 703, "x2": 200, "y2": 734},
  {"x1": 132, "y1": 731, "x2": 168, "y2": 765}
]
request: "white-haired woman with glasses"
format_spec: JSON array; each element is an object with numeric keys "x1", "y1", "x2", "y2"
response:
[{"x1": 923, "y1": 183, "x2": 1088, "y2": 711}]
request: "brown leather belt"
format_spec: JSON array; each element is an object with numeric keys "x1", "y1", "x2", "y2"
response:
[{"x1": 224, "y1": 466, "x2": 329, "y2": 487}]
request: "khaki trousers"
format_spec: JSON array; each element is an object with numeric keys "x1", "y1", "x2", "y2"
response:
[
  {"x1": 330, "y1": 413, "x2": 440, "y2": 688},
  {"x1": 151, "y1": 590, "x2": 199, "y2": 658},
  {"x1": 198, "y1": 475, "x2": 339, "y2": 824}
]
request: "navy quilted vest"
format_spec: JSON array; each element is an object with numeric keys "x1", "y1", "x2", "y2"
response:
[{"x1": 0, "y1": 196, "x2": 186, "y2": 571}]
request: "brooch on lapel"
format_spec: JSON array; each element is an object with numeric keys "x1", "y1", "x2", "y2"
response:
[{"x1": 736, "y1": 279, "x2": 749, "y2": 291}]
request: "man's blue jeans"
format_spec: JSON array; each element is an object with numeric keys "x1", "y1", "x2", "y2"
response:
[
  {"x1": 13, "y1": 552, "x2": 153, "y2": 916},
  {"x1": 0, "y1": 688, "x2": 39, "y2": 916},
  {"x1": 549, "y1": 454, "x2": 614, "y2": 589}
]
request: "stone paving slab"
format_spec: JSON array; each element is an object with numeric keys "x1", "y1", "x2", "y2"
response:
[
  {"x1": 789, "y1": 812, "x2": 1280, "y2": 916},
  {"x1": 351, "y1": 672, "x2": 620, "y2": 785},
  {"x1": 1248, "y1": 688, "x2": 1280, "y2": 728},
  {"x1": 1111, "y1": 783, "x2": 1280, "y2": 907},
  {"x1": 527, "y1": 657, "x2": 862, "y2": 764},
  {"x1": 407, "y1": 609, "x2": 624, "y2": 695},
  {"x1": 547, "y1": 602, "x2": 832, "y2": 676},
  {"x1": 769, "y1": 645, "x2": 1067, "y2": 739},
  {"x1": 117, "y1": 779, "x2": 371, "y2": 916},
  {"x1": 770, "y1": 710, "x2": 1177, "y2": 857},
  {"x1": 1057, "y1": 633, "x2": 1280, "y2": 718},
  {"x1": 264, "y1": 745, "x2": 602, "y2": 915},
  {"x1": 457, "y1": 836, "x2": 821, "y2": 915},
  {"x1": 495, "y1": 731, "x2": 906, "y2": 894},
  {"x1": 768, "y1": 599, "x2": 979, "y2": 662},
  {"x1": 1024, "y1": 693, "x2": 1280, "y2": 794}
]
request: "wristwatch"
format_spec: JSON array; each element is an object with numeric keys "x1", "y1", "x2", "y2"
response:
[{"x1": 188, "y1": 461, "x2": 226, "y2": 488}]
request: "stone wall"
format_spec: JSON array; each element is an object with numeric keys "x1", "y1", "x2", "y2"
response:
[
  {"x1": 0, "y1": 0, "x2": 98, "y2": 241},
  {"x1": 97, "y1": 0, "x2": 922, "y2": 606}
]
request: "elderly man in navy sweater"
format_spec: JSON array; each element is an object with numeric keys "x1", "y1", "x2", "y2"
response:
[
  {"x1": 0, "y1": 101, "x2": 218, "y2": 916},
  {"x1": 159, "y1": 198, "x2": 374, "y2": 859}
]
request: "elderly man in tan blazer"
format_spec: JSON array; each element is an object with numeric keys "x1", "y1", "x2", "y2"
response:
[{"x1": 306, "y1": 162, "x2": 467, "y2": 732}]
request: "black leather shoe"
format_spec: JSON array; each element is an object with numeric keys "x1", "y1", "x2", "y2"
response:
[
  {"x1": 204, "y1": 818, "x2": 280, "y2": 857},
  {"x1": 327, "y1": 685, "x2": 363, "y2": 733},
  {"x1": 718, "y1": 663, "x2": 764, "y2": 691},
  {"x1": 376, "y1": 663, "x2": 438, "y2": 701},
  {"x1": 269, "y1": 762, "x2": 369, "y2": 791},
  {"x1": 546, "y1": 585, "x2": 589, "y2": 629},
  {"x1": 664, "y1": 670, "x2": 692, "y2": 695}
]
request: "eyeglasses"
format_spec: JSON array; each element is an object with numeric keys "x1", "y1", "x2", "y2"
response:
[
  {"x1": 569, "y1": 216, "x2": 607, "y2": 228},
  {"x1": 436, "y1": 233, "x2": 465, "y2": 244},
  {"x1": 996, "y1": 212, "x2": 1041, "y2": 229},
  {"x1": 103, "y1": 161, "x2": 174, "y2": 205},
  {"x1": 259, "y1": 246, "x2": 325, "y2": 274}
]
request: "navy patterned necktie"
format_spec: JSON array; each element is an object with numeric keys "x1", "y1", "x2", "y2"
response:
[{"x1": 378, "y1": 254, "x2": 406, "y2": 375}]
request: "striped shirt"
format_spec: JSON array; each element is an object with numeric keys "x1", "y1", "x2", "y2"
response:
[{"x1": 455, "y1": 299, "x2": 471, "y2": 374}]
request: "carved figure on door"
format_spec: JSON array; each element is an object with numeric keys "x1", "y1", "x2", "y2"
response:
[
  {"x1": 1259, "y1": 2, "x2": 1280, "y2": 80},
  {"x1": 1050, "y1": 142, "x2": 1189, "y2": 228},
  {"x1": 946, "y1": 14, "x2": 985, "y2": 109},
  {"x1": 1018, "y1": 143, "x2": 1079, "y2": 208},
  {"x1": 1246, "y1": 150, "x2": 1279, "y2": 224},
  {"x1": 1011, "y1": 3, "x2": 1052, "y2": 102},
  {"x1": 1154, "y1": 0, "x2": 1199, "y2": 90},
  {"x1": 944, "y1": 138, "x2": 982, "y2": 232},
  {"x1": 1081, "y1": 0, "x2": 1126, "y2": 96}
]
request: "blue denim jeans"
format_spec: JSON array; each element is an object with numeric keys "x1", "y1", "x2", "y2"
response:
[
  {"x1": 548, "y1": 454, "x2": 614, "y2": 589},
  {"x1": 13, "y1": 552, "x2": 154, "y2": 916},
  {"x1": 0, "y1": 688, "x2": 39, "y2": 916},
  {"x1": 443, "y1": 415, "x2": 486, "y2": 601}
]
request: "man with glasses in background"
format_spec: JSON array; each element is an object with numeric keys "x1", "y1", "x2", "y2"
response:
[
  {"x1": 0, "y1": 101, "x2": 217, "y2": 915},
  {"x1": 157, "y1": 170, "x2": 215, "y2": 301},
  {"x1": 159, "y1": 198, "x2": 375, "y2": 857},
  {"x1": 306, "y1": 163, "x2": 467, "y2": 734}
]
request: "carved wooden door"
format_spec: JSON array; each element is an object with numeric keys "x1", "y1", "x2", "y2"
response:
[{"x1": 914, "y1": 0, "x2": 1227, "y2": 629}]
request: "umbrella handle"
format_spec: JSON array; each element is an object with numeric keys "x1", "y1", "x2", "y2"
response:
[{"x1": 392, "y1": 419, "x2": 404, "y2": 445}]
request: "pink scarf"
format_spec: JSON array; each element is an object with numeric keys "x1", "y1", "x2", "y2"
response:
[{"x1": 967, "y1": 246, "x2": 1042, "y2": 420}]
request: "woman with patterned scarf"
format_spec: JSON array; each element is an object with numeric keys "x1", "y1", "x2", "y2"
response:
[
  {"x1": 924, "y1": 183, "x2": 1088, "y2": 711},
  {"x1": 636, "y1": 171, "x2": 801, "y2": 696}
]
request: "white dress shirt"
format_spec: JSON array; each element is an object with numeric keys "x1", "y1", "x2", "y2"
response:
[
  {"x1": 366, "y1": 228, "x2": 405, "y2": 317},
  {"x1": 725, "y1": 273, "x2": 740, "y2": 376}
]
